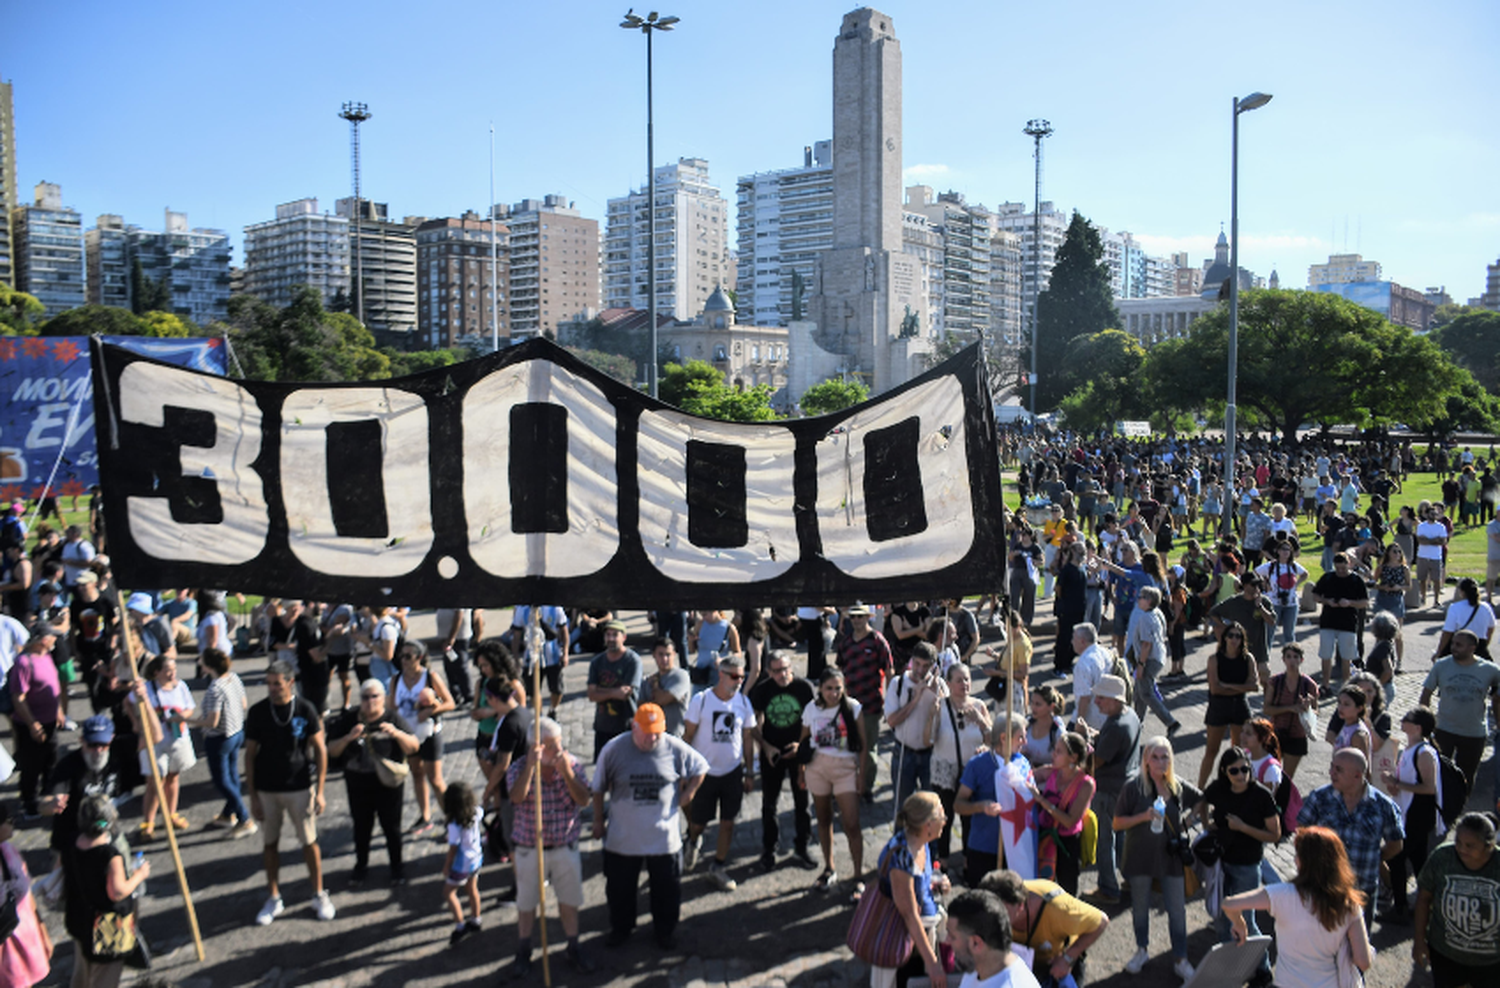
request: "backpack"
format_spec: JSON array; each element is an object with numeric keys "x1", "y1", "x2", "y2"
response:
[
  {"x1": 1080, "y1": 808, "x2": 1099, "y2": 866},
  {"x1": 1422, "y1": 742, "x2": 1469, "y2": 831},
  {"x1": 1256, "y1": 759, "x2": 1303, "y2": 842},
  {"x1": 0, "y1": 515, "x2": 24, "y2": 549}
]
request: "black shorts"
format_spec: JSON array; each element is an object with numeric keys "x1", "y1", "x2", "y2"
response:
[
  {"x1": 1205, "y1": 694, "x2": 1252, "y2": 728},
  {"x1": 688, "y1": 767, "x2": 744, "y2": 826},
  {"x1": 413, "y1": 733, "x2": 444, "y2": 762},
  {"x1": 542, "y1": 664, "x2": 564, "y2": 696},
  {"x1": 475, "y1": 732, "x2": 497, "y2": 762},
  {"x1": 329, "y1": 651, "x2": 352, "y2": 674},
  {"x1": 1280, "y1": 734, "x2": 1309, "y2": 757}
]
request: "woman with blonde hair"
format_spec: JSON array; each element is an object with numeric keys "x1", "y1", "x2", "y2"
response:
[
  {"x1": 1114, "y1": 735, "x2": 1202, "y2": 981},
  {"x1": 1223, "y1": 826, "x2": 1372, "y2": 988},
  {"x1": 862, "y1": 790, "x2": 952, "y2": 988}
]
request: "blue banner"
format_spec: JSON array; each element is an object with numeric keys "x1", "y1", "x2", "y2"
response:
[{"x1": 0, "y1": 335, "x2": 227, "y2": 500}]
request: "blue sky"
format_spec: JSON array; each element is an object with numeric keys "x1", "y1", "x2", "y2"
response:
[{"x1": 6, "y1": 0, "x2": 1497, "y2": 302}]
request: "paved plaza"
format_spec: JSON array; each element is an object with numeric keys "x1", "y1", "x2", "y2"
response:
[{"x1": 3, "y1": 602, "x2": 1491, "y2": 988}]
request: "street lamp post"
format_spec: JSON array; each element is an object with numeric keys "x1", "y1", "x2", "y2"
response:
[
  {"x1": 1223, "y1": 91, "x2": 1272, "y2": 537},
  {"x1": 621, "y1": 9, "x2": 679, "y2": 399},
  {"x1": 1023, "y1": 119, "x2": 1052, "y2": 426}
]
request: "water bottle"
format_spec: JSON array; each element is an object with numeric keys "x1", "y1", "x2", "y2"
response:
[
  {"x1": 1150, "y1": 796, "x2": 1166, "y2": 834},
  {"x1": 132, "y1": 852, "x2": 146, "y2": 898}
]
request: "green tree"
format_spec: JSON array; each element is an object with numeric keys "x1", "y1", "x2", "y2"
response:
[
  {"x1": 1430, "y1": 302, "x2": 1477, "y2": 331},
  {"x1": 386, "y1": 347, "x2": 469, "y2": 379},
  {"x1": 659, "y1": 360, "x2": 725, "y2": 408},
  {"x1": 1053, "y1": 330, "x2": 1152, "y2": 430},
  {"x1": 327, "y1": 286, "x2": 351, "y2": 314},
  {"x1": 129, "y1": 259, "x2": 171, "y2": 315},
  {"x1": 659, "y1": 360, "x2": 779, "y2": 422},
  {"x1": 138, "y1": 310, "x2": 198, "y2": 337},
  {"x1": 1032, "y1": 212, "x2": 1120, "y2": 409},
  {"x1": 1145, "y1": 289, "x2": 1465, "y2": 437},
  {"x1": 565, "y1": 347, "x2": 636, "y2": 385},
  {"x1": 39, "y1": 305, "x2": 149, "y2": 337},
  {"x1": 799, "y1": 377, "x2": 869, "y2": 416},
  {"x1": 1430, "y1": 310, "x2": 1500, "y2": 392},
  {"x1": 224, "y1": 286, "x2": 389, "y2": 382},
  {"x1": 0, "y1": 285, "x2": 44, "y2": 335}
]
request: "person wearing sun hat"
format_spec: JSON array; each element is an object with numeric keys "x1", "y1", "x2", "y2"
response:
[{"x1": 591, "y1": 702, "x2": 708, "y2": 950}]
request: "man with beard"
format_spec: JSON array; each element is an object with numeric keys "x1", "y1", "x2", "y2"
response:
[
  {"x1": 944, "y1": 889, "x2": 1041, "y2": 988},
  {"x1": 42, "y1": 715, "x2": 126, "y2": 864}
]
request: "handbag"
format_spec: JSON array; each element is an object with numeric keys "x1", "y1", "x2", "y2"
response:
[
  {"x1": 1335, "y1": 924, "x2": 1365, "y2": 988},
  {"x1": 58, "y1": 657, "x2": 80, "y2": 685},
  {"x1": 91, "y1": 910, "x2": 138, "y2": 960},
  {"x1": 374, "y1": 756, "x2": 410, "y2": 788},
  {"x1": 847, "y1": 844, "x2": 915, "y2": 969}
]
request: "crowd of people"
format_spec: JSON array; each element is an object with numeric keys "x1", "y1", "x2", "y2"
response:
[{"x1": 0, "y1": 431, "x2": 1498, "y2": 988}]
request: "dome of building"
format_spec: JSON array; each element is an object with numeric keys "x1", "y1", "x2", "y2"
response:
[
  {"x1": 1200, "y1": 228, "x2": 1233, "y2": 299},
  {"x1": 703, "y1": 285, "x2": 734, "y2": 313}
]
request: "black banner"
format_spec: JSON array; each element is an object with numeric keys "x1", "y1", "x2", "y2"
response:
[{"x1": 90, "y1": 337, "x2": 1004, "y2": 609}]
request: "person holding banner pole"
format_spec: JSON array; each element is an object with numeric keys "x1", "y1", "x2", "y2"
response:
[{"x1": 114, "y1": 587, "x2": 206, "y2": 960}]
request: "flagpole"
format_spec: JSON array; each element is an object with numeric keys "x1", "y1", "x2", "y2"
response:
[
  {"x1": 116, "y1": 587, "x2": 205, "y2": 961},
  {"x1": 524, "y1": 606, "x2": 551, "y2": 987}
]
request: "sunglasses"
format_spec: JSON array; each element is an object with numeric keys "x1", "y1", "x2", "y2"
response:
[
  {"x1": 1225, "y1": 633, "x2": 1244, "y2": 640},
  {"x1": 721, "y1": 672, "x2": 743, "y2": 681},
  {"x1": 769, "y1": 665, "x2": 791, "y2": 674},
  {"x1": 1227, "y1": 765, "x2": 1251, "y2": 776}
]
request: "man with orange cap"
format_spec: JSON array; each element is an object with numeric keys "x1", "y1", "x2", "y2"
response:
[{"x1": 591, "y1": 702, "x2": 708, "y2": 950}]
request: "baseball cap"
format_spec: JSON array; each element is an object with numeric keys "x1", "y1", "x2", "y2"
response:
[
  {"x1": 29, "y1": 620, "x2": 57, "y2": 640},
  {"x1": 75, "y1": 571, "x2": 99, "y2": 585},
  {"x1": 8, "y1": 502, "x2": 22, "y2": 514},
  {"x1": 634, "y1": 703, "x2": 666, "y2": 734},
  {"x1": 603, "y1": 619, "x2": 628, "y2": 633},
  {"x1": 82, "y1": 715, "x2": 115, "y2": 745},
  {"x1": 127, "y1": 593, "x2": 155, "y2": 615}
]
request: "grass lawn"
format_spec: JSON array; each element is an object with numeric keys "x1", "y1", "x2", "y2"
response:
[{"x1": 1002, "y1": 469, "x2": 1496, "y2": 583}]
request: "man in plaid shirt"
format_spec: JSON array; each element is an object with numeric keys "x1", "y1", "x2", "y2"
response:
[
  {"x1": 1296, "y1": 747, "x2": 1404, "y2": 924},
  {"x1": 834, "y1": 604, "x2": 892, "y2": 803},
  {"x1": 504, "y1": 716, "x2": 594, "y2": 977}
]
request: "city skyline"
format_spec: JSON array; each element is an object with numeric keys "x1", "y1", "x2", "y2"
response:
[{"x1": 4, "y1": 0, "x2": 1496, "y2": 307}]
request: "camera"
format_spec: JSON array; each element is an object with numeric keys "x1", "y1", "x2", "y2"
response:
[{"x1": 1165, "y1": 833, "x2": 1195, "y2": 867}]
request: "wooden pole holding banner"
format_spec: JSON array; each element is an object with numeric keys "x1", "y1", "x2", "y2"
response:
[
  {"x1": 115, "y1": 587, "x2": 206, "y2": 961},
  {"x1": 523, "y1": 606, "x2": 551, "y2": 987}
]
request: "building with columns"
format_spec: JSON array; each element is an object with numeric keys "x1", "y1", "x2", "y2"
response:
[{"x1": 659, "y1": 285, "x2": 789, "y2": 395}]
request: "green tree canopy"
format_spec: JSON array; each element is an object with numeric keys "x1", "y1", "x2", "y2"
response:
[
  {"x1": 1430, "y1": 309, "x2": 1500, "y2": 392},
  {"x1": 566, "y1": 347, "x2": 636, "y2": 385},
  {"x1": 224, "y1": 287, "x2": 389, "y2": 382},
  {"x1": 39, "y1": 304, "x2": 149, "y2": 337},
  {"x1": 0, "y1": 285, "x2": 44, "y2": 335},
  {"x1": 138, "y1": 310, "x2": 198, "y2": 337},
  {"x1": 799, "y1": 377, "x2": 869, "y2": 417},
  {"x1": 1053, "y1": 330, "x2": 1152, "y2": 431},
  {"x1": 1032, "y1": 212, "x2": 1120, "y2": 409},
  {"x1": 660, "y1": 360, "x2": 779, "y2": 422},
  {"x1": 1145, "y1": 289, "x2": 1466, "y2": 438}
]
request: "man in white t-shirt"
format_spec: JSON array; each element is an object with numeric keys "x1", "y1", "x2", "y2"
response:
[
  {"x1": 946, "y1": 889, "x2": 1043, "y2": 988},
  {"x1": 884, "y1": 641, "x2": 948, "y2": 810},
  {"x1": 682, "y1": 653, "x2": 755, "y2": 892},
  {"x1": 1414, "y1": 508, "x2": 1449, "y2": 609},
  {"x1": 1070, "y1": 623, "x2": 1110, "y2": 732}
]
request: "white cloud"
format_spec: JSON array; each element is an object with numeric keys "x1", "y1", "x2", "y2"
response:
[{"x1": 903, "y1": 163, "x2": 950, "y2": 179}]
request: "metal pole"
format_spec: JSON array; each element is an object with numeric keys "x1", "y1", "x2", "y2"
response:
[
  {"x1": 524, "y1": 607, "x2": 551, "y2": 986},
  {"x1": 646, "y1": 27, "x2": 658, "y2": 398},
  {"x1": 1030, "y1": 147, "x2": 1040, "y2": 421},
  {"x1": 1224, "y1": 96, "x2": 1240, "y2": 539},
  {"x1": 490, "y1": 122, "x2": 499, "y2": 353}
]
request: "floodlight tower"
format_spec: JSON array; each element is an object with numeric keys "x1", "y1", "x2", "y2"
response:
[
  {"x1": 1023, "y1": 118, "x2": 1053, "y2": 424},
  {"x1": 340, "y1": 101, "x2": 371, "y2": 326}
]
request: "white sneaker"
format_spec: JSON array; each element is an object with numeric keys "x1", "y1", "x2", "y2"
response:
[
  {"x1": 683, "y1": 836, "x2": 701, "y2": 872},
  {"x1": 708, "y1": 863, "x2": 738, "y2": 892},
  {"x1": 1173, "y1": 957, "x2": 1195, "y2": 982},
  {"x1": 255, "y1": 895, "x2": 284, "y2": 926},
  {"x1": 313, "y1": 889, "x2": 336, "y2": 921},
  {"x1": 1125, "y1": 948, "x2": 1149, "y2": 974}
]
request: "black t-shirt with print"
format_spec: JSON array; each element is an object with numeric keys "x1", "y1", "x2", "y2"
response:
[
  {"x1": 245, "y1": 697, "x2": 323, "y2": 791},
  {"x1": 749, "y1": 675, "x2": 816, "y2": 751}
]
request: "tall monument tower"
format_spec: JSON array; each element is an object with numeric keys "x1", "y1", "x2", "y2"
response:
[{"x1": 809, "y1": 8, "x2": 925, "y2": 393}]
